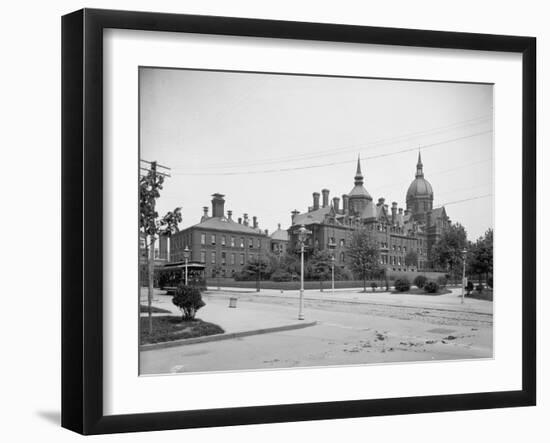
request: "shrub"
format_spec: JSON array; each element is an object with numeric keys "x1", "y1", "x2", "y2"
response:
[
  {"x1": 370, "y1": 282, "x2": 378, "y2": 292},
  {"x1": 172, "y1": 284, "x2": 205, "y2": 320},
  {"x1": 233, "y1": 271, "x2": 254, "y2": 281},
  {"x1": 424, "y1": 280, "x2": 440, "y2": 294},
  {"x1": 465, "y1": 280, "x2": 474, "y2": 296},
  {"x1": 487, "y1": 276, "x2": 493, "y2": 289},
  {"x1": 413, "y1": 275, "x2": 427, "y2": 289},
  {"x1": 436, "y1": 276, "x2": 448, "y2": 288},
  {"x1": 394, "y1": 277, "x2": 411, "y2": 292},
  {"x1": 270, "y1": 270, "x2": 292, "y2": 282},
  {"x1": 476, "y1": 283, "x2": 484, "y2": 293}
]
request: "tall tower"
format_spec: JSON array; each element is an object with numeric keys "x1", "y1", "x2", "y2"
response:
[
  {"x1": 347, "y1": 155, "x2": 372, "y2": 216},
  {"x1": 406, "y1": 152, "x2": 434, "y2": 223}
]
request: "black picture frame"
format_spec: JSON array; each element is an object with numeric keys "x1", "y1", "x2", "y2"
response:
[{"x1": 61, "y1": 8, "x2": 536, "y2": 435}]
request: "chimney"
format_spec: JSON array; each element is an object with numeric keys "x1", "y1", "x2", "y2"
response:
[
  {"x1": 291, "y1": 209, "x2": 300, "y2": 223},
  {"x1": 243, "y1": 213, "x2": 249, "y2": 226},
  {"x1": 398, "y1": 208, "x2": 403, "y2": 215},
  {"x1": 342, "y1": 194, "x2": 349, "y2": 213},
  {"x1": 238, "y1": 217, "x2": 242, "y2": 224},
  {"x1": 203, "y1": 206, "x2": 209, "y2": 217},
  {"x1": 312, "y1": 192, "x2": 320, "y2": 211},
  {"x1": 377, "y1": 197, "x2": 385, "y2": 207},
  {"x1": 211, "y1": 193, "x2": 225, "y2": 218},
  {"x1": 264, "y1": 229, "x2": 269, "y2": 235},
  {"x1": 278, "y1": 223, "x2": 281, "y2": 230},
  {"x1": 391, "y1": 202, "x2": 398, "y2": 223},
  {"x1": 404, "y1": 209, "x2": 410, "y2": 216},
  {"x1": 332, "y1": 197, "x2": 340, "y2": 213},
  {"x1": 322, "y1": 189, "x2": 330, "y2": 208},
  {"x1": 252, "y1": 216, "x2": 258, "y2": 229},
  {"x1": 227, "y1": 210, "x2": 233, "y2": 220}
]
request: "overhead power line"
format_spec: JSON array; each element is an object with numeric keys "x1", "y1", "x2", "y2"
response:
[
  {"x1": 173, "y1": 114, "x2": 493, "y2": 171},
  {"x1": 173, "y1": 130, "x2": 493, "y2": 177}
]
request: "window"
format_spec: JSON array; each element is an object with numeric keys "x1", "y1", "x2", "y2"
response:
[
  {"x1": 200, "y1": 233, "x2": 206, "y2": 245},
  {"x1": 340, "y1": 252, "x2": 345, "y2": 262},
  {"x1": 211, "y1": 252, "x2": 216, "y2": 264},
  {"x1": 221, "y1": 252, "x2": 226, "y2": 265},
  {"x1": 240, "y1": 237, "x2": 244, "y2": 248},
  {"x1": 230, "y1": 236, "x2": 235, "y2": 247},
  {"x1": 256, "y1": 238, "x2": 261, "y2": 248},
  {"x1": 221, "y1": 236, "x2": 226, "y2": 246},
  {"x1": 200, "y1": 251, "x2": 206, "y2": 263},
  {"x1": 340, "y1": 239, "x2": 345, "y2": 247},
  {"x1": 403, "y1": 246, "x2": 407, "y2": 253},
  {"x1": 240, "y1": 253, "x2": 245, "y2": 265},
  {"x1": 231, "y1": 253, "x2": 235, "y2": 265},
  {"x1": 248, "y1": 238, "x2": 253, "y2": 249},
  {"x1": 211, "y1": 234, "x2": 216, "y2": 245}
]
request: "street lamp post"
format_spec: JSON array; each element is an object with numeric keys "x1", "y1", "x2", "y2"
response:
[
  {"x1": 183, "y1": 245, "x2": 190, "y2": 286},
  {"x1": 461, "y1": 248, "x2": 467, "y2": 304},
  {"x1": 331, "y1": 255, "x2": 335, "y2": 298},
  {"x1": 295, "y1": 224, "x2": 311, "y2": 320}
]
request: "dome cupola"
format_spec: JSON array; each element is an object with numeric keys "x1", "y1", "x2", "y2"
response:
[{"x1": 406, "y1": 152, "x2": 434, "y2": 222}]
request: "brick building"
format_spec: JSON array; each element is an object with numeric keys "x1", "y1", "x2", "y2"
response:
[
  {"x1": 170, "y1": 193, "x2": 271, "y2": 278},
  {"x1": 287, "y1": 153, "x2": 451, "y2": 273}
]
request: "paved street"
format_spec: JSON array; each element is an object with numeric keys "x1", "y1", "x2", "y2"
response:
[{"x1": 140, "y1": 288, "x2": 493, "y2": 375}]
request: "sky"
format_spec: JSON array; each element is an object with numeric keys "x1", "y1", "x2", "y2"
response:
[{"x1": 140, "y1": 67, "x2": 493, "y2": 241}]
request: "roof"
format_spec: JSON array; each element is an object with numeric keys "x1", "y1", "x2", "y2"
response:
[
  {"x1": 430, "y1": 206, "x2": 447, "y2": 219},
  {"x1": 348, "y1": 184, "x2": 372, "y2": 199},
  {"x1": 292, "y1": 207, "x2": 331, "y2": 226},
  {"x1": 360, "y1": 201, "x2": 377, "y2": 219},
  {"x1": 270, "y1": 226, "x2": 289, "y2": 241},
  {"x1": 191, "y1": 217, "x2": 265, "y2": 235},
  {"x1": 406, "y1": 176, "x2": 434, "y2": 199}
]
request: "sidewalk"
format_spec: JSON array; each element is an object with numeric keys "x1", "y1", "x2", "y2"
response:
[
  {"x1": 205, "y1": 286, "x2": 493, "y2": 315},
  {"x1": 140, "y1": 291, "x2": 316, "y2": 350}
]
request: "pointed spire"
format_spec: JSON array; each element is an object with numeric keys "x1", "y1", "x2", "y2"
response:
[
  {"x1": 416, "y1": 150, "x2": 424, "y2": 178},
  {"x1": 354, "y1": 154, "x2": 364, "y2": 186}
]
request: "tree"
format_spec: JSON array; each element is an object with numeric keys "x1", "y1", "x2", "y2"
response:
[
  {"x1": 404, "y1": 250, "x2": 418, "y2": 268},
  {"x1": 239, "y1": 255, "x2": 272, "y2": 282},
  {"x1": 306, "y1": 250, "x2": 332, "y2": 291},
  {"x1": 468, "y1": 229, "x2": 493, "y2": 286},
  {"x1": 140, "y1": 162, "x2": 182, "y2": 333},
  {"x1": 431, "y1": 222, "x2": 468, "y2": 281},
  {"x1": 346, "y1": 228, "x2": 380, "y2": 292}
]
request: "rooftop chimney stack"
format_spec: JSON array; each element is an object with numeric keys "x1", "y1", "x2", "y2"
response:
[
  {"x1": 398, "y1": 208, "x2": 403, "y2": 215},
  {"x1": 243, "y1": 213, "x2": 249, "y2": 226},
  {"x1": 203, "y1": 206, "x2": 209, "y2": 217},
  {"x1": 238, "y1": 217, "x2": 242, "y2": 224},
  {"x1": 312, "y1": 192, "x2": 320, "y2": 211},
  {"x1": 253, "y1": 216, "x2": 258, "y2": 229},
  {"x1": 211, "y1": 193, "x2": 225, "y2": 218},
  {"x1": 377, "y1": 197, "x2": 385, "y2": 207},
  {"x1": 291, "y1": 209, "x2": 300, "y2": 223},
  {"x1": 322, "y1": 189, "x2": 330, "y2": 208},
  {"x1": 333, "y1": 197, "x2": 340, "y2": 213},
  {"x1": 391, "y1": 202, "x2": 398, "y2": 223},
  {"x1": 227, "y1": 210, "x2": 233, "y2": 220},
  {"x1": 342, "y1": 195, "x2": 349, "y2": 213}
]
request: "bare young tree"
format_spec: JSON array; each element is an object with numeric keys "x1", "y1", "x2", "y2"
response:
[{"x1": 140, "y1": 161, "x2": 182, "y2": 334}]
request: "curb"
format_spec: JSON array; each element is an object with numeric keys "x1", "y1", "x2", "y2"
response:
[{"x1": 140, "y1": 320, "x2": 318, "y2": 351}]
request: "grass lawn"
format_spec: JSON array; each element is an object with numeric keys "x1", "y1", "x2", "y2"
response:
[
  {"x1": 140, "y1": 316, "x2": 225, "y2": 345},
  {"x1": 139, "y1": 304, "x2": 172, "y2": 314},
  {"x1": 390, "y1": 288, "x2": 452, "y2": 296}
]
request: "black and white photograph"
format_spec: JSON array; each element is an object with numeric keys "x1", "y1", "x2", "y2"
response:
[{"x1": 138, "y1": 67, "x2": 494, "y2": 375}]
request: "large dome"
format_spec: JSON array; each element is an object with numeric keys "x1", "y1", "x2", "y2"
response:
[
  {"x1": 406, "y1": 177, "x2": 433, "y2": 199},
  {"x1": 407, "y1": 152, "x2": 433, "y2": 200}
]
